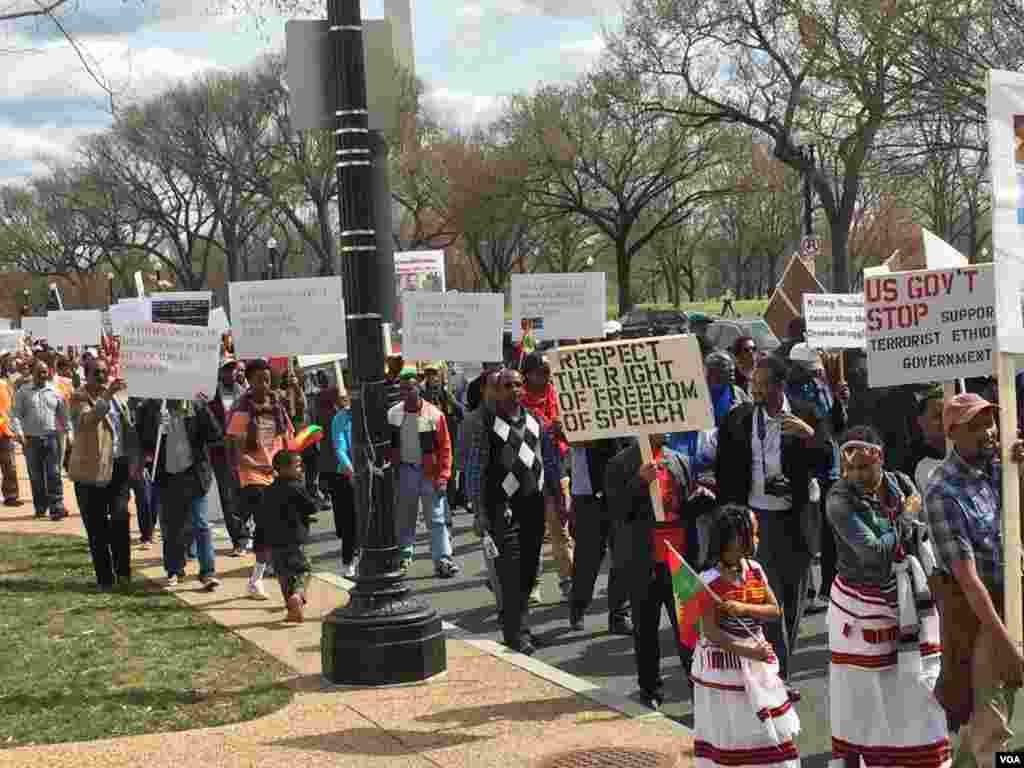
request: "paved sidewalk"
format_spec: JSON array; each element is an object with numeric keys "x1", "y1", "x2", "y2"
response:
[{"x1": 0, "y1": 455, "x2": 693, "y2": 767}]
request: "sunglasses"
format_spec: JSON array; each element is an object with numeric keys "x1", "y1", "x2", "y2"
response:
[{"x1": 840, "y1": 441, "x2": 883, "y2": 464}]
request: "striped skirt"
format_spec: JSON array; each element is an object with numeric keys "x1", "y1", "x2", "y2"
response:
[
  {"x1": 692, "y1": 629, "x2": 801, "y2": 768},
  {"x1": 828, "y1": 576, "x2": 951, "y2": 768}
]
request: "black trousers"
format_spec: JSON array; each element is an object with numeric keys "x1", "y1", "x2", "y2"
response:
[
  {"x1": 324, "y1": 472, "x2": 358, "y2": 564},
  {"x1": 818, "y1": 480, "x2": 838, "y2": 598},
  {"x1": 570, "y1": 495, "x2": 630, "y2": 621},
  {"x1": 753, "y1": 507, "x2": 811, "y2": 681},
  {"x1": 631, "y1": 562, "x2": 690, "y2": 694},
  {"x1": 212, "y1": 457, "x2": 243, "y2": 546},
  {"x1": 76, "y1": 458, "x2": 133, "y2": 587},
  {"x1": 489, "y1": 491, "x2": 545, "y2": 647}
]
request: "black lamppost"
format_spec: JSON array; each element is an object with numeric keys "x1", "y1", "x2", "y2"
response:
[
  {"x1": 319, "y1": 0, "x2": 446, "y2": 686},
  {"x1": 799, "y1": 145, "x2": 816, "y2": 238}
]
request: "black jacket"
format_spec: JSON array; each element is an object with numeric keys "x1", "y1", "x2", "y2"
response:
[
  {"x1": 138, "y1": 399, "x2": 222, "y2": 495},
  {"x1": 715, "y1": 400, "x2": 830, "y2": 554},
  {"x1": 259, "y1": 479, "x2": 319, "y2": 548}
]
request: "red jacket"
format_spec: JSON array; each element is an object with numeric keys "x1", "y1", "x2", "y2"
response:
[
  {"x1": 522, "y1": 383, "x2": 568, "y2": 456},
  {"x1": 387, "y1": 399, "x2": 452, "y2": 485}
]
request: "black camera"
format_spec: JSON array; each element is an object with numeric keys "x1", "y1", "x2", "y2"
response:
[{"x1": 765, "y1": 475, "x2": 792, "y2": 498}]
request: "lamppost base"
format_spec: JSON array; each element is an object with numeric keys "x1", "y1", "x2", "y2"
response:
[{"x1": 321, "y1": 560, "x2": 447, "y2": 685}]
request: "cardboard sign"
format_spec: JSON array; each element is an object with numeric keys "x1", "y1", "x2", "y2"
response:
[
  {"x1": 549, "y1": 335, "x2": 714, "y2": 442},
  {"x1": 865, "y1": 265, "x2": 995, "y2": 388},
  {"x1": 510, "y1": 273, "x2": 607, "y2": 342},
  {"x1": 988, "y1": 70, "x2": 1024, "y2": 353},
  {"x1": 922, "y1": 227, "x2": 969, "y2": 270},
  {"x1": 120, "y1": 322, "x2": 222, "y2": 400},
  {"x1": 21, "y1": 317, "x2": 48, "y2": 338},
  {"x1": 46, "y1": 310, "x2": 103, "y2": 347},
  {"x1": 401, "y1": 292, "x2": 503, "y2": 363},
  {"x1": 229, "y1": 277, "x2": 346, "y2": 358},
  {"x1": 803, "y1": 293, "x2": 866, "y2": 349},
  {"x1": 150, "y1": 291, "x2": 212, "y2": 327},
  {"x1": 765, "y1": 254, "x2": 826, "y2": 339}
]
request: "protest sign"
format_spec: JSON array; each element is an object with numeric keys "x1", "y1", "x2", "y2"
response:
[
  {"x1": 922, "y1": 227, "x2": 969, "y2": 270},
  {"x1": 803, "y1": 293, "x2": 865, "y2": 349},
  {"x1": 229, "y1": 276, "x2": 346, "y2": 358},
  {"x1": 209, "y1": 307, "x2": 230, "y2": 332},
  {"x1": 110, "y1": 300, "x2": 152, "y2": 335},
  {"x1": 510, "y1": 273, "x2": 606, "y2": 342},
  {"x1": 401, "y1": 293, "x2": 503, "y2": 362},
  {"x1": 101, "y1": 312, "x2": 113, "y2": 337},
  {"x1": 0, "y1": 330, "x2": 24, "y2": 354},
  {"x1": 865, "y1": 264, "x2": 995, "y2": 388},
  {"x1": 150, "y1": 291, "x2": 212, "y2": 327},
  {"x1": 549, "y1": 335, "x2": 714, "y2": 442},
  {"x1": 21, "y1": 317, "x2": 47, "y2": 338},
  {"x1": 765, "y1": 253, "x2": 826, "y2": 339},
  {"x1": 46, "y1": 310, "x2": 103, "y2": 348},
  {"x1": 120, "y1": 322, "x2": 222, "y2": 400},
  {"x1": 394, "y1": 250, "x2": 446, "y2": 326}
]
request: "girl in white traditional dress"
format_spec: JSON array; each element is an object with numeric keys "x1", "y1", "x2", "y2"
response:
[
  {"x1": 826, "y1": 426, "x2": 949, "y2": 768},
  {"x1": 692, "y1": 504, "x2": 801, "y2": 768}
]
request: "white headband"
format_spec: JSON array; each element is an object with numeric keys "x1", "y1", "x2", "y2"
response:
[{"x1": 840, "y1": 440, "x2": 883, "y2": 452}]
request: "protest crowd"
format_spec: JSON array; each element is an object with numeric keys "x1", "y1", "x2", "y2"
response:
[{"x1": 5, "y1": 270, "x2": 1024, "y2": 768}]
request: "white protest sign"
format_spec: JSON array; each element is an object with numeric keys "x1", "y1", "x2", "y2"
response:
[
  {"x1": 865, "y1": 264, "x2": 995, "y2": 388},
  {"x1": 297, "y1": 353, "x2": 346, "y2": 368},
  {"x1": 120, "y1": 322, "x2": 222, "y2": 400},
  {"x1": 47, "y1": 310, "x2": 103, "y2": 347},
  {"x1": 21, "y1": 317, "x2": 47, "y2": 338},
  {"x1": 510, "y1": 273, "x2": 607, "y2": 342},
  {"x1": 0, "y1": 330, "x2": 24, "y2": 354},
  {"x1": 209, "y1": 307, "x2": 230, "y2": 332},
  {"x1": 229, "y1": 277, "x2": 346, "y2": 358},
  {"x1": 922, "y1": 228, "x2": 969, "y2": 270},
  {"x1": 803, "y1": 293, "x2": 865, "y2": 349},
  {"x1": 401, "y1": 293, "x2": 503, "y2": 362},
  {"x1": 110, "y1": 300, "x2": 152, "y2": 335},
  {"x1": 549, "y1": 335, "x2": 714, "y2": 442},
  {"x1": 988, "y1": 70, "x2": 1024, "y2": 353}
]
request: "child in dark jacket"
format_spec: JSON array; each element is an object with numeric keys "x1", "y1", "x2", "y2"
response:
[{"x1": 260, "y1": 450, "x2": 318, "y2": 622}]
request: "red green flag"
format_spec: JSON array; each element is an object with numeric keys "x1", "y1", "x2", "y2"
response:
[{"x1": 665, "y1": 541, "x2": 717, "y2": 649}]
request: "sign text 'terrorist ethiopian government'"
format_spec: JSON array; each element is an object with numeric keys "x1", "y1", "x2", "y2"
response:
[{"x1": 549, "y1": 335, "x2": 714, "y2": 442}]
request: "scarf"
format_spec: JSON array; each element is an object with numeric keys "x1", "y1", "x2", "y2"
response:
[{"x1": 237, "y1": 390, "x2": 288, "y2": 451}]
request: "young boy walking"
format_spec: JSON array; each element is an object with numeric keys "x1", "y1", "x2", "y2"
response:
[{"x1": 261, "y1": 449, "x2": 318, "y2": 622}]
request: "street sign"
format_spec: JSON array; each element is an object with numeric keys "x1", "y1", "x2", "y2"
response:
[{"x1": 285, "y1": 18, "x2": 400, "y2": 137}]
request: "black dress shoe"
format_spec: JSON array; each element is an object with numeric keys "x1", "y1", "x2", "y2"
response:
[
  {"x1": 608, "y1": 616, "x2": 634, "y2": 635},
  {"x1": 639, "y1": 688, "x2": 663, "y2": 710},
  {"x1": 507, "y1": 638, "x2": 536, "y2": 656},
  {"x1": 521, "y1": 628, "x2": 543, "y2": 647}
]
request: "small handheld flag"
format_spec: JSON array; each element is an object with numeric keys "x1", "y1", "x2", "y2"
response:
[
  {"x1": 289, "y1": 425, "x2": 324, "y2": 452},
  {"x1": 665, "y1": 541, "x2": 718, "y2": 649}
]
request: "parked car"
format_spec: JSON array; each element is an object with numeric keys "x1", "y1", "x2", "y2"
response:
[
  {"x1": 704, "y1": 317, "x2": 780, "y2": 355},
  {"x1": 618, "y1": 309, "x2": 689, "y2": 339}
]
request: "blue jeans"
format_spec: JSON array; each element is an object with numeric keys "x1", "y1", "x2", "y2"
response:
[
  {"x1": 160, "y1": 479, "x2": 216, "y2": 578},
  {"x1": 24, "y1": 433, "x2": 64, "y2": 516},
  {"x1": 395, "y1": 463, "x2": 452, "y2": 563}
]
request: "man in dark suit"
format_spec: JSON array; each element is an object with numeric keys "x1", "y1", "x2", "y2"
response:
[
  {"x1": 605, "y1": 433, "x2": 715, "y2": 710},
  {"x1": 716, "y1": 354, "x2": 830, "y2": 681}
]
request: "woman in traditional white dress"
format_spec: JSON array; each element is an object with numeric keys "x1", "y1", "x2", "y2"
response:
[
  {"x1": 826, "y1": 426, "x2": 950, "y2": 768},
  {"x1": 692, "y1": 504, "x2": 801, "y2": 768}
]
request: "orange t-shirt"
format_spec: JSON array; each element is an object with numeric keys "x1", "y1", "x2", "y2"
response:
[
  {"x1": 651, "y1": 447, "x2": 685, "y2": 563},
  {"x1": 227, "y1": 409, "x2": 293, "y2": 487}
]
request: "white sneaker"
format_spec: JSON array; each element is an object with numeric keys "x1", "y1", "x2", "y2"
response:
[
  {"x1": 341, "y1": 562, "x2": 356, "y2": 578},
  {"x1": 164, "y1": 575, "x2": 179, "y2": 589},
  {"x1": 200, "y1": 576, "x2": 221, "y2": 591},
  {"x1": 248, "y1": 579, "x2": 269, "y2": 600}
]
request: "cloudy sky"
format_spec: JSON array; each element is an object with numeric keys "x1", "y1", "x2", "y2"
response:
[{"x1": 0, "y1": 0, "x2": 618, "y2": 184}]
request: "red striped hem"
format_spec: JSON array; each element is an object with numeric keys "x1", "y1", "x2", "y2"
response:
[
  {"x1": 829, "y1": 597, "x2": 897, "y2": 622},
  {"x1": 691, "y1": 674, "x2": 746, "y2": 692},
  {"x1": 920, "y1": 642, "x2": 941, "y2": 656},
  {"x1": 695, "y1": 740, "x2": 799, "y2": 766},
  {"x1": 832, "y1": 737, "x2": 951, "y2": 767},
  {"x1": 831, "y1": 651, "x2": 897, "y2": 669},
  {"x1": 834, "y1": 578, "x2": 895, "y2": 607},
  {"x1": 756, "y1": 700, "x2": 793, "y2": 722}
]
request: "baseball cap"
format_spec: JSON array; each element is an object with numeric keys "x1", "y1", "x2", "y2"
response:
[
  {"x1": 399, "y1": 366, "x2": 419, "y2": 381},
  {"x1": 943, "y1": 393, "x2": 997, "y2": 434},
  {"x1": 704, "y1": 350, "x2": 735, "y2": 371},
  {"x1": 789, "y1": 343, "x2": 822, "y2": 366}
]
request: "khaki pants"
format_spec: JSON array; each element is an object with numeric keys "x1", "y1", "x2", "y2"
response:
[
  {"x1": 0, "y1": 437, "x2": 19, "y2": 502},
  {"x1": 543, "y1": 491, "x2": 574, "y2": 582},
  {"x1": 953, "y1": 626, "x2": 1019, "y2": 768}
]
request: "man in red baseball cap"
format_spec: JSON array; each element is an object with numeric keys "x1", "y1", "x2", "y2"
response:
[{"x1": 926, "y1": 392, "x2": 1024, "y2": 767}]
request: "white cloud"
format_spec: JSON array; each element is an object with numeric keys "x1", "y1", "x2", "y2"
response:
[
  {"x1": 422, "y1": 87, "x2": 504, "y2": 132},
  {"x1": 559, "y1": 34, "x2": 605, "y2": 71}
]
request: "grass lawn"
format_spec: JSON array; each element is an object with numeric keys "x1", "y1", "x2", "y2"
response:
[
  {"x1": 606, "y1": 299, "x2": 771, "y2": 319},
  {"x1": 0, "y1": 534, "x2": 293, "y2": 749}
]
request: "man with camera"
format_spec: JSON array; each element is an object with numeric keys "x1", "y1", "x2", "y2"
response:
[{"x1": 716, "y1": 355, "x2": 831, "y2": 681}]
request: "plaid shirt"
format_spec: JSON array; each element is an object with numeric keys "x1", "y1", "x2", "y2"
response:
[
  {"x1": 459, "y1": 405, "x2": 491, "y2": 513},
  {"x1": 924, "y1": 448, "x2": 1003, "y2": 594}
]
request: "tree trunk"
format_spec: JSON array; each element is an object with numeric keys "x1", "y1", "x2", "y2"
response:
[
  {"x1": 616, "y1": 239, "x2": 633, "y2": 313},
  {"x1": 830, "y1": 207, "x2": 854, "y2": 292}
]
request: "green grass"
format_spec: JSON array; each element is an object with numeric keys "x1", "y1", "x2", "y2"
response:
[
  {"x1": 607, "y1": 299, "x2": 771, "y2": 319},
  {"x1": 0, "y1": 534, "x2": 293, "y2": 749}
]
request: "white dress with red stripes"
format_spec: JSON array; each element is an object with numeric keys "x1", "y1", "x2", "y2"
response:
[
  {"x1": 692, "y1": 560, "x2": 801, "y2": 768},
  {"x1": 827, "y1": 576, "x2": 950, "y2": 768}
]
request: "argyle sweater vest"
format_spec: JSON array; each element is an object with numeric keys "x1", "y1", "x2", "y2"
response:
[{"x1": 483, "y1": 408, "x2": 544, "y2": 508}]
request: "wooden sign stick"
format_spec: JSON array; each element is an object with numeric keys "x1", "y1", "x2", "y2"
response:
[
  {"x1": 639, "y1": 435, "x2": 666, "y2": 522},
  {"x1": 997, "y1": 352, "x2": 1023, "y2": 647}
]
